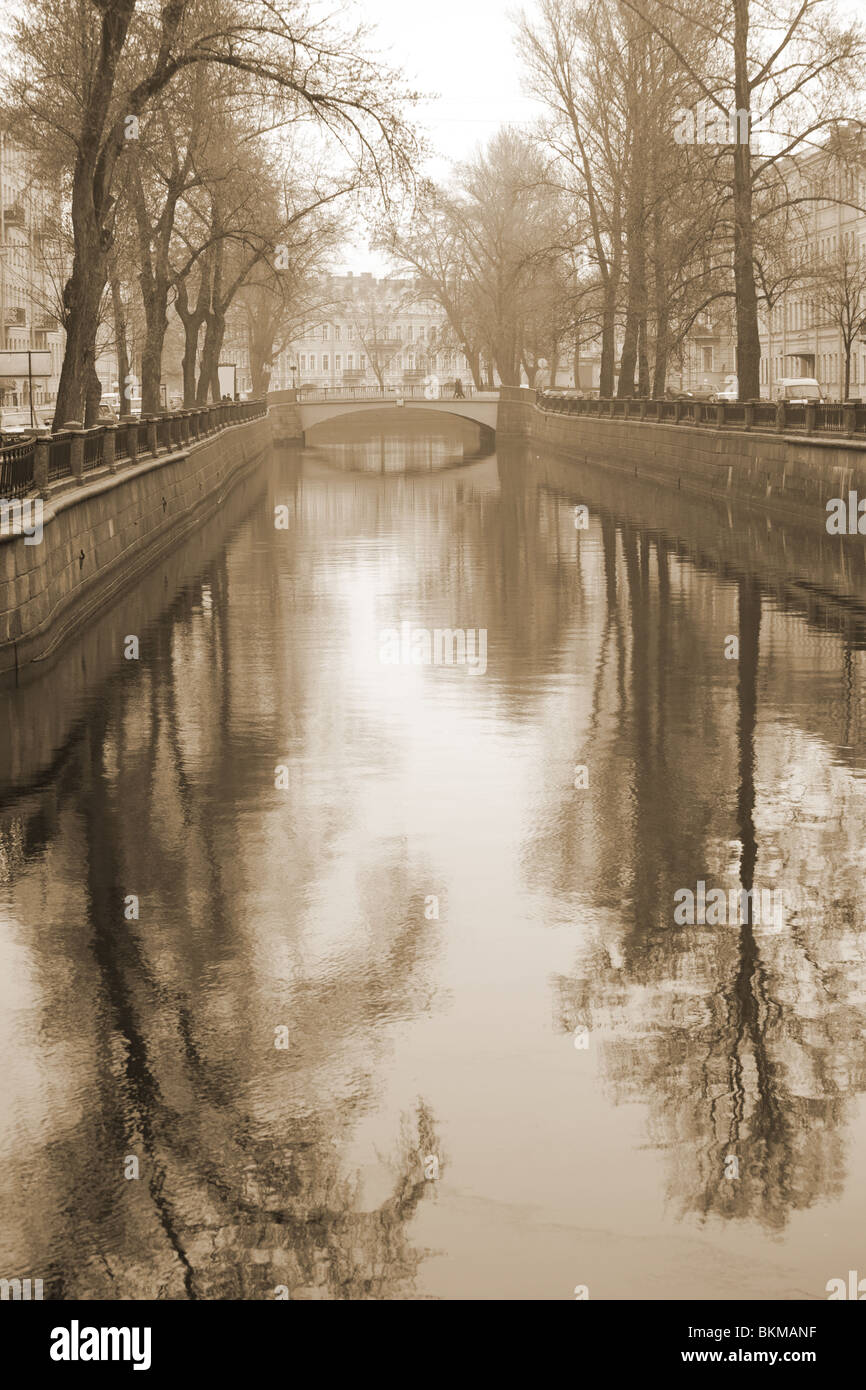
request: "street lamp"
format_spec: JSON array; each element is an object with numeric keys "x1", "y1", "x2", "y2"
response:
[{"x1": 290, "y1": 362, "x2": 297, "y2": 394}]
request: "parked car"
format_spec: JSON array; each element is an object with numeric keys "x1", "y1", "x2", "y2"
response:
[
  {"x1": 774, "y1": 377, "x2": 824, "y2": 404},
  {"x1": 97, "y1": 401, "x2": 119, "y2": 422}
]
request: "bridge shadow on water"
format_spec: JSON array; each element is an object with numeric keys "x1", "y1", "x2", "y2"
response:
[{"x1": 304, "y1": 411, "x2": 495, "y2": 474}]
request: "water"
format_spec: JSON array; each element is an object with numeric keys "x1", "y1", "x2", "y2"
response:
[{"x1": 1, "y1": 413, "x2": 866, "y2": 1300}]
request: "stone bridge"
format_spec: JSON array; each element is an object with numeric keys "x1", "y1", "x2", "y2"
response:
[{"x1": 268, "y1": 387, "x2": 499, "y2": 442}]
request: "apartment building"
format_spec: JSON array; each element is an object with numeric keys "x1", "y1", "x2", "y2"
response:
[
  {"x1": 275, "y1": 272, "x2": 469, "y2": 392},
  {"x1": 759, "y1": 133, "x2": 866, "y2": 400},
  {"x1": 0, "y1": 132, "x2": 65, "y2": 411}
]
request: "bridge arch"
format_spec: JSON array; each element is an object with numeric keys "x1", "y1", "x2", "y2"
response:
[{"x1": 297, "y1": 395, "x2": 499, "y2": 435}]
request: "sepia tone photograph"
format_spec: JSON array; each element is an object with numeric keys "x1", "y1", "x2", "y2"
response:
[{"x1": 1, "y1": 0, "x2": 865, "y2": 1364}]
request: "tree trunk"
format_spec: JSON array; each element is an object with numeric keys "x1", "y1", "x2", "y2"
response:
[
  {"x1": 175, "y1": 271, "x2": 210, "y2": 407},
  {"x1": 599, "y1": 288, "x2": 618, "y2": 398},
  {"x1": 844, "y1": 343, "x2": 851, "y2": 400},
  {"x1": 139, "y1": 276, "x2": 170, "y2": 414},
  {"x1": 637, "y1": 316, "x2": 650, "y2": 397},
  {"x1": 197, "y1": 313, "x2": 225, "y2": 403},
  {"x1": 54, "y1": 201, "x2": 107, "y2": 428},
  {"x1": 85, "y1": 364, "x2": 103, "y2": 428},
  {"x1": 618, "y1": 125, "x2": 647, "y2": 398},
  {"x1": 732, "y1": 0, "x2": 761, "y2": 402},
  {"x1": 109, "y1": 271, "x2": 131, "y2": 412},
  {"x1": 651, "y1": 204, "x2": 669, "y2": 397}
]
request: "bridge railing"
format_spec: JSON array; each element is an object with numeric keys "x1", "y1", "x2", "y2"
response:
[
  {"x1": 537, "y1": 391, "x2": 866, "y2": 439},
  {"x1": 0, "y1": 398, "x2": 268, "y2": 499},
  {"x1": 295, "y1": 383, "x2": 482, "y2": 402}
]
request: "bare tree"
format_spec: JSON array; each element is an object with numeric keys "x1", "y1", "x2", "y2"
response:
[
  {"x1": 617, "y1": 0, "x2": 866, "y2": 401},
  {"x1": 5, "y1": 0, "x2": 419, "y2": 426},
  {"x1": 813, "y1": 236, "x2": 866, "y2": 399}
]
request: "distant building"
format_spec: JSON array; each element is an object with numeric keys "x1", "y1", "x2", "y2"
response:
[
  {"x1": 0, "y1": 131, "x2": 65, "y2": 410},
  {"x1": 759, "y1": 132, "x2": 866, "y2": 400},
  {"x1": 275, "y1": 272, "x2": 469, "y2": 392}
]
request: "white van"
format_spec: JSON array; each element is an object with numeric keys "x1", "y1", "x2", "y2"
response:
[{"x1": 774, "y1": 377, "x2": 824, "y2": 404}]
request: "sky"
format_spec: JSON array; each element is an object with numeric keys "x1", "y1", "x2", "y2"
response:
[{"x1": 334, "y1": 0, "x2": 545, "y2": 273}]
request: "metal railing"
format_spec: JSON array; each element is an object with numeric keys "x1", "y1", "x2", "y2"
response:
[
  {"x1": 47, "y1": 435, "x2": 71, "y2": 482},
  {"x1": 296, "y1": 383, "x2": 480, "y2": 402},
  {"x1": 82, "y1": 428, "x2": 104, "y2": 472},
  {"x1": 0, "y1": 398, "x2": 268, "y2": 500},
  {"x1": 0, "y1": 438, "x2": 36, "y2": 499},
  {"x1": 537, "y1": 392, "x2": 866, "y2": 438}
]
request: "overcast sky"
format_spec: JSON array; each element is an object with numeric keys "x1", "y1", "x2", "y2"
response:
[{"x1": 337, "y1": 0, "x2": 544, "y2": 272}]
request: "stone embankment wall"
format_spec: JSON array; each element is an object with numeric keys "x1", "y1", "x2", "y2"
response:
[
  {"x1": 497, "y1": 387, "x2": 866, "y2": 528},
  {"x1": 0, "y1": 414, "x2": 270, "y2": 680}
]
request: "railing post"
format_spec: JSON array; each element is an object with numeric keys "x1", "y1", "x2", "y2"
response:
[
  {"x1": 34, "y1": 436, "x2": 49, "y2": 496},
  {"x1": 639, "y1": 399, "x2": 647, "y2": 420},
  {"x1": 744, "y1": 400, "x2": 755, "y2": 432},
  {"x1": 715, "y1": 403, "x2": 725, "y2": 428},
  {"x1": 144, "y1": 414, "x2": 159, "y2": 456},
  {"x1": 63, "y1": 421, "x2": 85, "y2": 482},
  {"x1": 775, "y1": 401, "x2": 787, "y2": 434},
  {"x1": 126, "y1": 418, "x2": 138, "y2": 463},
  {"x1": 674, "y1": 400, "x2": 683, "y2": 424},
  {"x1": 103, "y1": 422, "x2": 117, "y2": 473},
  {"x1": 843, "y1": 401, "x2": 857, "y2": 438},
  {"x1": 805, "y1": 401, "x2": 817, "y2": 435}
]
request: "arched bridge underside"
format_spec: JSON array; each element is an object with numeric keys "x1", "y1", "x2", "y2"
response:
[{"x1": 299, "y1": 397, "x2": 499, "y2": 434}]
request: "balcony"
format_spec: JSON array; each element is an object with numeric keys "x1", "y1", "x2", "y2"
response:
[
  {"x1": 3, "y1": 306, "x2": 26, "y2": 326},
  {"x1": 3, "y1": 204, "x2": 25, "y2": 227}
]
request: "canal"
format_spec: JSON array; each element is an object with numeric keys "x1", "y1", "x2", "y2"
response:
[{"x1": 1, "y1": 411, "x2": 865, "y2": 1300}]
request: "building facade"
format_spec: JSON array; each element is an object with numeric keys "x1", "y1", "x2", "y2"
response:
[
  {"x1": 759, "y1": 136, "x2": 866, "y2": 401},
  {"x1": 0, "y1": 132, "x2": 65, "y2": 412},
  {"x1": 273, "y1": 272, "x2": 470, "y2": 393}
]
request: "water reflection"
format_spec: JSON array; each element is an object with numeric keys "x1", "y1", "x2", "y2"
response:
[
  {"x1": 2, "y1": 424, "x2": 866, "y2": 1299},
  {"x1": 306, "y1": 411, "x2": 490, "y2": 472}
]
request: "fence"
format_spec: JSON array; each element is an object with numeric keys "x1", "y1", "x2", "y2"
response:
[
  {"x1": 0, "y1": 398, "x2": 268, "y2": 497},
  {"x1": 296, "y1": 383, "x2": 479, "y2": 402},
  {"x1": 537, "y1": 392, "x2": 866, "y2": 438},
  {"x1": 0, "y1": 438, "x2": 36, "y2": 500}
]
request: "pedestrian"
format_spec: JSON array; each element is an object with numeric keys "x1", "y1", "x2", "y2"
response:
[{"x1": 454, "y1": 377, "x2": 465, "y2": 399}]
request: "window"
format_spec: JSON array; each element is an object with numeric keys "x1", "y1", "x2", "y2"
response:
[
  {"x1": 335, "y1": 355, "x2": 342, "y2": 371},
  {"x1": 323, "y1": 354, "x2": 329, "y2": 371},
  {"x1": 348, "y1": 354, "x2": 354, "y2": 370},
  {"x1": 335, "y1": 325, "x2": 342, "y2": 341},
  {"x1": 309, "y1": 354, "x2": 316, "y2": 370},
  {"x1": 360, "y1": 355, "x2": 366, "y2": 370},
  {"x1": 300, "y1": 355, "x2": 307, "y2": 370}
]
